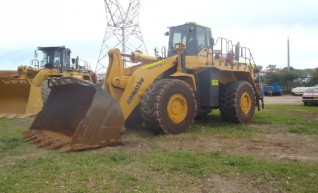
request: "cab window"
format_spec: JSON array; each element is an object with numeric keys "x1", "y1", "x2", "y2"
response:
[
  {"x1": 172, "y1": 33, "x2": 187, "y2": 47},
  {"x1": 196, "y1": 27, "x2": 207, "y2": 49}
]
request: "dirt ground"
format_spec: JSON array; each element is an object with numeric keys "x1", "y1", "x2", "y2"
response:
[
  {"x1": 264, "y1": 94, "x2": 303, "y2": 105},
  {"x1": 115, "y1": 94, "x2": 318, "y2": 164}
]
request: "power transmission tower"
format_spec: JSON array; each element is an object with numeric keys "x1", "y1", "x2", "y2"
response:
[{"x1": 95, "y1": 0, "x2": 147, "y2": 76}]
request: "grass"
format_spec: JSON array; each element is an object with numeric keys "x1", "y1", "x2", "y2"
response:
[
  {"x1": 253, "y1": 105, "x2": 318, "y2": 135},
  {"x1": 0, "y1": 105, "x2": 318, "y2": 192}
]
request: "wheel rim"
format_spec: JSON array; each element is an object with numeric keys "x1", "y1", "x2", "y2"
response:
[
  {"x1": 240, "y1": 91, "x2": 252, "y2": 114},
  {"x1": 167, "y1": 93, "x2": 188, "y2": 123}
]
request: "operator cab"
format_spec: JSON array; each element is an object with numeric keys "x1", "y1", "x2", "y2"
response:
[
  {"x1": 167, "y1": 22, "x2": 213, "y2": 57},
  {"x1": 35, "y1": 46, "x2": 71, "y2": 72}
]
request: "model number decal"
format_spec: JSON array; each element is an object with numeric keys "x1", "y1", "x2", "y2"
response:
[
  {"x1": 127, "y1": 77, "x2": 145, "y2": 104},
  {"x1": 211, "y1": 80, "x2": 219, "y2": 86}
]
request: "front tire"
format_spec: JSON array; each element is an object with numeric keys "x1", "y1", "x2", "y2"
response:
[
  {"x1": 219, "y1": 81, "x2": 255, "y2": 123},
  {"x1": 141, "y1": 79, "x2": 197, "y2": 134}
]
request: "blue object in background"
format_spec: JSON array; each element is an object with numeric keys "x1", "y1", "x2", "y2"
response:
[{"x1": 262, "y1": 83, "x2": 283, "y2": 96}]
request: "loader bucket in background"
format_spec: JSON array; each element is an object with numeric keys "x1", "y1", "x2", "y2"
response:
[
  {"x1": 0, "y1": 78, "x2": 42, "y2": 118},
  {"x1": 24, "y1": 77, "x2": 126, "y2": 152},
  {"x1": 0, "y1": 70, "x2": 18, "y2": 78}
]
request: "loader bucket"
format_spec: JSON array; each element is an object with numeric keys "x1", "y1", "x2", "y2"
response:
[
  {"x1": 0, "y1": 78, "x2": 42, "y2": 118},
  {"x1": 0, "y1": 70, "x2": 18, "y2": 78},
  {"x1": 24, "y1": 77, "x2": 126, "y2": 152}
]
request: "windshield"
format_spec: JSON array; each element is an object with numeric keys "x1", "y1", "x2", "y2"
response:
[
  {"x1": 170, "y1": 32, "x2": 187, "y2": 48},
  {"x1": 43, "y1": 51, "x2": 61, "y2": 65},
  {"x1": 167, "y1": 24, "x2": 210, "y2": 57},
  {"x1": 168, "y1": 27, "x2": 188, "y2": 51},
  {"x1": 42, "y1": 50, "x2": 62, "y2": 68},
  {"x1": 168, "y1": 24, "x2": 195, "y2": 57}
]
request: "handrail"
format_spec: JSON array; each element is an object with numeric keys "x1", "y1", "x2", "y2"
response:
[{"x1": 213, "y1": 37, "x2": 256, "y2": 67}]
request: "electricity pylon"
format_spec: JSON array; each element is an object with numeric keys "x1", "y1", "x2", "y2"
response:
[{"x1": 95, "y1": 0, "x2": 147, "y2": 76}]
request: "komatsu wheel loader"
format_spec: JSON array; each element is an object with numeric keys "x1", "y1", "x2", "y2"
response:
[
  {"x1": 25, "y1": 23, "x2": 263, "y2": 152},
  {"x1": 0, "y1": 46, "x2": 96, "y2": 118}
]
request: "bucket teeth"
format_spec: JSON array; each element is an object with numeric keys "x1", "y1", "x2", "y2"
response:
[
  {"x1": 30, "y1": 137, "x2": 42, "y2": 144},
  {"x1": 61, "y1": 145, "x2": 73, "y2": 153},
  {"x1": 25, "y1": 131, "x2": 44, "y2": 144},
  {"x1": 24, "y1": 130, "x2": 69, "y2": 150},
  {"x1": 49, "y1": 141, "x2": 69, "y2": 150},
  {"x1": 37, "y1": 139, "x2": 53, "y2": 148},
  {"x1": 24, "y1": 130, "x2": 41, "y2": 139},
  {"x1": 25, "y1": 135, "x2": 37, "y2": 141}
]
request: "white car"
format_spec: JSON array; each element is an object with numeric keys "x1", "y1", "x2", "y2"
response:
[{"x1": 292, "y1": 86, "x2": 318, "y2": 96}]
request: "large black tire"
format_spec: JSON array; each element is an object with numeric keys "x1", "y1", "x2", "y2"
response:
[
  {"x1": 219, "y1": 81, "x2": 255, "y2": 123},
  {"x1": 141, "y1": 79, "x2": 197, "y2": 134}
]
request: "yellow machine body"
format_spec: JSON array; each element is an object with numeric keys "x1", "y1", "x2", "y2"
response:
[{"x1": 26, "y1": 23, "x2": 263, "y2": 152}]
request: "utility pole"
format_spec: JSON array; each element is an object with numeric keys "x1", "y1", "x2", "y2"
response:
[
  {"x1": 287, "y1": 36, "x2": 290, "y2": 72},
  {"x1": 95, "y1": 0, "x2": 147, "y2": 78}
]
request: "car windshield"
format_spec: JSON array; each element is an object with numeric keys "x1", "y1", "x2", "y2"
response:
[{"x1": 306, "y1": 88, "x2": 318, "y2": 93}]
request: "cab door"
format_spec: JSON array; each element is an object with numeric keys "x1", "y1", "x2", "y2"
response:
[{"x1": 196, "y1": 27, "x2": 210, "y2": 65}]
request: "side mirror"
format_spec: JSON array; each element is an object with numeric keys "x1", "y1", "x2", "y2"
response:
[
  {"x1": 210, "y1": 38, "x2": 214, "y2": 46},
  {"x1": 71, "y1": 58, "x2": 76, "y2": 64},
  {"x1": 164, "y1": 31, "x2": 169, "y2": 36},
  {"x1": 34, "y1": 50, "x2": 38, "y2": 58}
]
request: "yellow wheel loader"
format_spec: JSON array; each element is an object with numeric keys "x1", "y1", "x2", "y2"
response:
[
  {"x1": 0, "y1": 46, "x2": 95, "y2": 118},
  {"x1": 25, "y1": 23, "x2": 263, "y2": 152}
]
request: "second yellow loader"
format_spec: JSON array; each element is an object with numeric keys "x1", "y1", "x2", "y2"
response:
[{"x1": 0, "y1": 46, "x2": 96, "y2": 118}]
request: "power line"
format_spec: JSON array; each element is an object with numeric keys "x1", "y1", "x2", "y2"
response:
[
  {"x1": 95, "y1": 0, "x2": 147, "y2": 76},
  {"x1": 0, "y1": 45, "x2": 34, "y2": 59}
]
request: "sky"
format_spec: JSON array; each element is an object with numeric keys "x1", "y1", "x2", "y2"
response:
[{"x1": 0, "y1": 0, "x2": 318, "y2": 71}]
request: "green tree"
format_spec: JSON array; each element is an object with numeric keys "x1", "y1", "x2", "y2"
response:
[
  {"x1": 308, "y1": 68, "x2": 318, "y2": 86},
  {"x1": 263, "y1": 67, "x2": 309, "y2": 93}
]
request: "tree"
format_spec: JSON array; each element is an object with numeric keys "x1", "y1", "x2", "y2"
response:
[
  {"x1": 262, "y1": 67, "x2": 308, "y2": 93},
  {"x1": 308, "y1": 68, "x2": 318, "y2": 86}
]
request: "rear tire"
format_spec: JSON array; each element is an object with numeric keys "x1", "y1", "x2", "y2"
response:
[
  {"x1": 219, "y1": 81, "x2": 255, "y2": 123},
  {"x1": 141, "y1": 79, "x2": 197, "y2": 134}
]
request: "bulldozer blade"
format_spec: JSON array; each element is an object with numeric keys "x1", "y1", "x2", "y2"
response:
[
  {"x1": 26, "y1": 77, "x2": 126, "y2": 152},
  {"x1": 0, "y1": 78, "x2": 43, "y2": 118}
]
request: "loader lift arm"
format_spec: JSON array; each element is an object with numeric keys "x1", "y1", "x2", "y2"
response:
[{"x1": 106, "y1": 48, "x2": 179, "y2": 120}]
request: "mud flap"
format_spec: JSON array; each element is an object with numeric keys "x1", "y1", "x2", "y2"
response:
[
  {"x1": 0, "y1": 78, "x2": 42, "y2": 118},
  {"x1": 25, "y1": 77, "x2": 126, "y2": 152}
]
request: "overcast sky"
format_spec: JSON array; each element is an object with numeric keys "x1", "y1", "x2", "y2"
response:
[{"x1": 0, "y1": 0, "x2": 317, "y2": 71}]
